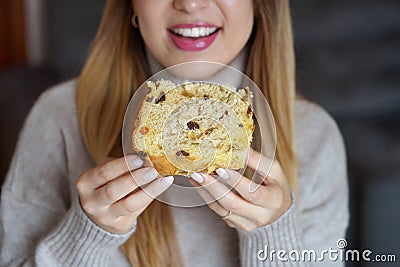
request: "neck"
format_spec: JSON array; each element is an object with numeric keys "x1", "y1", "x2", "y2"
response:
[{"x1": 145, "y1": 47, "x2": 249, "y2": 87}]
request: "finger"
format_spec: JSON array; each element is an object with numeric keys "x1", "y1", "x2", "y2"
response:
[
  {"x1": 247, "y1": 149, "x2": 286, "y2": 181},
  {"x1": 225, "y1": 214, "x2": 258, "y2": 232},
  {"x1": 246, "y1": 148, "x2": 274, "y2": 177},
  {"x1": 188, "y1": 178, "x2": 221, "y2": 204},
  {"x1": 85, "y1": 154, "x2": 144, "y2": 190},
  {"x1": 109, "y1": 176, "x2": 174, "y2": 217},
  {"x1": 99, "y1": 157, "x2": 114, "y2": 165},
  {"x1": 94, "y1": 167, "x2": 159, "y2": 206},
  {"x1": 198, "y1": 191, "x2": 258, "y2": 232},
  {"x1": 246, "y1": 149, "x2": 287, "y2": 191},
  {"x1": 189, "y1": 173, "x2": 264, "y2": 220},
  {"x1": 216, "y1": 168, "x2": 281, "y2": 208}
]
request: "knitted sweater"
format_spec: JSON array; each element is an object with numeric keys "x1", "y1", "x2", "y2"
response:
[{"x1": 0, "y1": 80, "x2": 349, "y2": 266}]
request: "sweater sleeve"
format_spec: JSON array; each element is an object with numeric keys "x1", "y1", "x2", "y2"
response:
[
  {"x1": 0, "y1": 88, "x2": 136, "y2": 267},
  {"x1": 236, "y1": 102, "x2": 349, "y2": 266}
]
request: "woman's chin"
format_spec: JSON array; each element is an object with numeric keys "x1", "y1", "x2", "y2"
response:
[
  {"x1": 159, "y1": 52, "x2": 232, "y2": 80},
  {"x1": 165, "y1": 61, "x2": 227, "y2": 80}
]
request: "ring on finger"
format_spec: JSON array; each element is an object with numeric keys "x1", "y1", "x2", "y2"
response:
[{"x1": 221, "y1": 210, "x2": 232, "y2": 220}]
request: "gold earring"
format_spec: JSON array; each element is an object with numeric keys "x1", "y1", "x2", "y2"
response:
[{"x1": 132, "y1": 14, "x2": 139, "y2": 28}]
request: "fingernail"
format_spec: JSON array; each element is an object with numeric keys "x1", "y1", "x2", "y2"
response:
[
  {"x1": 160, "y1": 176, "x2": 174, "y2": 186},
  {"x1": 143, "y1": 168, "x2": 158, "y2": 181},
  {"x1": 249, "y1": 182, "x2": 261, "y2": 193},
  {"x1": 132, "y1": 157, "x2": 144, "y2": 167},
  {"x1": 216, "y1": 168, "x2": 229, "y2": 179},
  {"x1": 190, "y1": 172, "x2": 204, "y2": 183}
]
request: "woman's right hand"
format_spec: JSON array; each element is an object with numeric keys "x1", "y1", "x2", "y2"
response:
[{"x1": 75, "y1": 155, "x2": 173, "y2": 235}]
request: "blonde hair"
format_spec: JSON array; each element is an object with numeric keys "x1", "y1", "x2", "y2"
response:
[{"x1": 76, "y1": 0, "x2": 297, "y2": 266}]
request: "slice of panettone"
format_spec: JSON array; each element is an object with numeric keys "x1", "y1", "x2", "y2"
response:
[{"x1": 132, "y1": 80, "x2": 254, "y2": 176}]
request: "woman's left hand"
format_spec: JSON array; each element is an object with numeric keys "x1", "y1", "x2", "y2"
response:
[{"x1": 189, "y1": 148, "x2": 292, "y2": 232}]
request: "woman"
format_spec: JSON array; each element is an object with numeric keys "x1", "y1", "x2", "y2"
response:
[{"x1": 0, "y1": 0, "x2": 349, "y2": 266}]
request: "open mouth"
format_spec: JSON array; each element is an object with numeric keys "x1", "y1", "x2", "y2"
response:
[
  {"x1": 168, "y1": 24, "x2": 221, "y2": 51},
  {"x1": 169, "y1": 27, "x2": 220, "y2": 39}
]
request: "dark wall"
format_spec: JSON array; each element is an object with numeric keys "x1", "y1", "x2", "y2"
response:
[
  {"x1": 45, "y1": 0, "x2": 105, "y2": 78},
  {"x1": 0, "y1": 0, "x2": 106, "y2": 180},
  {"x1": 292, "y1": 1, "x2": 400, "y2": 266}
]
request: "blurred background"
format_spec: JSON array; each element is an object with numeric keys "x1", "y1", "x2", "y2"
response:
[{"x1": 0, "y1": 0, "x2": 399, "y2": 266}]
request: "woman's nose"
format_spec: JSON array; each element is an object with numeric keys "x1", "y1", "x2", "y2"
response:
[{"x1": 173, "y1": 0, "x2": 210, "y2": 13}]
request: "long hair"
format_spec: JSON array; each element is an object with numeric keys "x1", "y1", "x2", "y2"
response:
[{"x1": 76, "y1": 0, "x2": 297, "y2": 266}]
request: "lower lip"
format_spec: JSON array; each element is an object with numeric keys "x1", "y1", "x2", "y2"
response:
[{"x1": 168, "y1": 30, "x2": 219, "y2": 52}]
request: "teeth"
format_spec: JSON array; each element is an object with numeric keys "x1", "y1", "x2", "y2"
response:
[
  {"x1": 172, "y1": 27, "x2": 218, "y2": 38},
  {"x1": 184, "y1": 28, "x2": 191, "y2": 37},
  {"x1": 192, "y1": 28, "x2": 200, "y2": 37}
]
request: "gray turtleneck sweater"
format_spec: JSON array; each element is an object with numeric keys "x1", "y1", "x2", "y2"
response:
[{"x1": 0, "y1": 54, "x2": 349, "y2": 266}]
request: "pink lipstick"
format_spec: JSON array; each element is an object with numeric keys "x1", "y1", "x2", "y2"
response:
[{"x1": 168, "y1": 23, "x2": 220, "y2": 52}]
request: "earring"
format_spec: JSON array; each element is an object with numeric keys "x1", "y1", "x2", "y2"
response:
[{"x1": 131, "y1": 14, "x2": 139, "y2": 28}]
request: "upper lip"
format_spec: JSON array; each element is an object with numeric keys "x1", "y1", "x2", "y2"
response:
[{"x1": 168, "y1": 22, "x2": 220, "y2": 30}]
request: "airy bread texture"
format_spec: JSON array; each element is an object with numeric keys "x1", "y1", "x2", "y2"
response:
[{"x1": 132, "y1": 80, "x2": 254, "y2": 176}]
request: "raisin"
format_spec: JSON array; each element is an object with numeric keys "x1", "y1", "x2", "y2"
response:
[
  {"x1": 238, "y1": 123, "x2": 243, "y2": 127},
  {"x1": 176, "y1": 150, "x2": 189, "y2": 157},
  {"x1": 203, "y1": 95, "x2": 210, "y2": 100},
  {"x1": 204, "y1": 128, "x2": 214, "y2": 135},
  {"x1": 247, "y1": 106, "x2": 252, "y2": 115},
  {"x1": 146, "y1": 96, "x2": 153, "y2": 102},
  {"x1": 139, "y1": 126, "x2": 149, "y2": 135},
  {"x1": 155, "y1": 92, "x2": 166, "y2": 104},
  {"x1": 138, "y1": 151, "x2": 147, "y2": 159},
  {"x1": 187, "y1": 121, "x2": 200, "y2": 130}
]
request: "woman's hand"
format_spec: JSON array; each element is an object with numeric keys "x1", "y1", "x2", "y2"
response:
[
  {"x1": 76, "y1": 155, "x2": 173, "y2": 235},
  {"x1": 189, "y1": 148, "x2": 292, "y2": 232}
]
